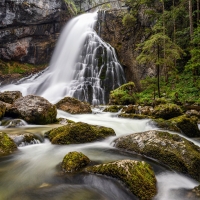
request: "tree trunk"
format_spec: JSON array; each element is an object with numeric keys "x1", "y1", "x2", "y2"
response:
[
  {"x1": 197, "y1": 0, "x2": 200, "y2": 23},
  {"x1": 189, "y1": 0, "x2": 193, "y2": 39},
  {"x1": 157, "y1": 45, "x2": 161, "y2": 98}
]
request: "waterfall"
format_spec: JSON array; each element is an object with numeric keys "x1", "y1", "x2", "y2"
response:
[{"x1": 0, "y1": 12, "x2": 126, "y2": 105}]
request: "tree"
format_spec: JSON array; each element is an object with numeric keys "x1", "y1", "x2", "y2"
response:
[{"x1": 136, "y1": 29, "x2": 183, "y2": 98}]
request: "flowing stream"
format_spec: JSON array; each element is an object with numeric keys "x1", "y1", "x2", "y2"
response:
[{"x1": 0, "y1": 110, "x2": 199, "y2": 200}]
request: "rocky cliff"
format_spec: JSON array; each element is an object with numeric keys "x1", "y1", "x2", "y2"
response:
[
  {"x1": 0, "y1": 0, "x2": 75, "y2": 65},
  {"x1": 97, "y1": 9, "x2": 157, "y2": 90}
]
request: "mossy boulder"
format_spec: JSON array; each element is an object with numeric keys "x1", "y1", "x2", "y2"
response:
[
  {"x1": 109, "y1": 82, "x2": 137, "y2": 105},
  {"x1": 114, "y1": 130, "x2": 200, "y2": 181},
  {"x1": 0, "y1": 101, "x2": 6, "y2": 119},
  {"x1": 119, "y1": 113, "x2": 150, "y2": 119},
  {"x1": 152, "y1": 103, "x2": 183, "y2": 120},
  {"x1": 55, "y1": 97, "x2": 92, "y2": 114},
  {"x1": 85, "y1": 160, "x2": 157, "y2": 200},
  {"x1": 192, "y1": 185, "x2": 200, "y2": 197},
  {"x1": 0, "y1": 91, "x2": 22, "y2": 104},
  {"x1": 7, "y1": 95, "x2": 57, "y2": 124},
  {"x1": 169, "y1": 115, "x2": 200, "y2": 137},
  {"x1": 46, "y1": 122, "x2": 116, "y2": 144},
  {"x1": 0, "y1": 132, "x2": 17, "y2": 155},
  {"x1": 61, "y1": 151, "x2": 90, "y2": 172},
  {"x1": 103, "y1": 105, "x2": 124, "y2": 112}
]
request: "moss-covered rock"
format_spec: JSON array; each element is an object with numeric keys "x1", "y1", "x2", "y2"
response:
[
  {"x1": 55, "y1": 97, "x2": 92, "y2": 114},
  {"x1": 0, "y1": 132, "x2": 17, "y2": 155},
  {"x1": 119, "y1": 113, "x2": 150, "y2": 119},
  {"x1": 169, "y1": 115, "x2": 200, "y2": 137},
  {"x1": 0, "y1": 101, "x2": 6, "y2": 119},
  {"x1": 7, "y1": 95, "x2": 57, "y2": 124},
  {"x1": 114, "y1": 130, "x2": 200, "y2": 182},
  {"x1": 0, "y1": 91, "x2": 22, "y2": 104},
  {"x1": 46, "y1": 122, "x2": 116, "y2": 145},
  {"x1": 103, "y1": 105, "x2": 124, "y2": 112},
  {"x1": 61, "y1": 151, "x2": 90, "y2": 172},
  {"x1": 85, "y1": 160, "x2": 157, "y2": 200},
  {"x1": 152, "y1": 103, "x2": 183, "y2": 120},
  {"x1": 109, "y1": 82, "x2": 137, "y2": 105}
]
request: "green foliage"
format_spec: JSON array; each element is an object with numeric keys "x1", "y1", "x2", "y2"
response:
[{"x1": 122, "y1": 13, "x2": 136, "y2": 28}]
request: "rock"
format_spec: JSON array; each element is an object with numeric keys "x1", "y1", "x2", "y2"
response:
[
  {"x1": 119, "y1": 113, "x2": 150, "y2": 119},
  {"x1": 61, "y1": 151, "x2": 90, "y2": 172},
  {"x1": 109, "y1": 82, "x2": 137, "y2": 105},
  {"x1": 0, "y1": 91, "x2": 22, "y2": 104},
  {"x1": 85, "y1": 160, "x2": 157, "y2": 200},
  {"x1": 103, "y1": 105, "x2": 124, "y2": 112},
  {"x1": 46, "y1": 122, "x2": 116, "y2": 144},
  {"x1": 55, "y1": 97, "x2": 92, "y2": 114},
  {"x1": 185, "y1": 109, "x2": 200, "y2": 119},
  {"x1": 192, "y1": 185, "x2": 200, "y2": 197},
  {"x1": 57, "y1": 118, "x2": 75, "y2": 125},
  {"x1": 169, "y1": 115, "x2": 200, "y2": 137},
  {"x1": 0, "y1": 101, "x2": 6, "y2": 119},
  {"x1": 0, "y1": 118, "x2": 27, "y2": 128},
  {"x1": 0, "y1": 131, "x2": 17, "y2": 155},
  {"x1": 0, "y1": 0, "x2": 75, "y2": 64},
  {"x1": 7, "y1": 95, "x2": 57, "y2": 124},
  {"x1": 152, "y1": 103, "x2": 183, "y2": 120},
  {"x1": 114, "y1": 130, "x2": 200, "y2": 181}
]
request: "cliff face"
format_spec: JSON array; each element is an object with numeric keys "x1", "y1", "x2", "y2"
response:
[
  {"x1": 0, "y1": 0, "x2": 74, "y2": 65},
  {"x1": 97, "y1": 10, "x2": 157, "y2": 90}
]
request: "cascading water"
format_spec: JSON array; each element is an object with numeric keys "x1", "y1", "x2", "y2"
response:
[{"x1": 0, "y1": 12, "x2": 126, "y2": 105}]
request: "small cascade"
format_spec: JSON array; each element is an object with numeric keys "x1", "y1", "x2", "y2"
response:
[{"x1": 0, "y1": 11, "x2": 126, "y2": 105}]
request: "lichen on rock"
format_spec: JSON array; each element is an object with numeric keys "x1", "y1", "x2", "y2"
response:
[
  {"x1": 114, "y1": 130, "x2": 200, "y2": 182},
  {"x1": 0, "y1": 131, "x2": 17, "y2": 155},
  {"x1": 0, "y1": 91, "x2": 22, "y2": 104},
  {"x1": 55, "y1": 97, "x2": 92, "y2": 114},
  {"x1": 46, "y1": 122, "x2": 116, "y2": 144},
  {"x1": 61, "y1": 151, "x2": 90, "y2": 172},
  {"x1": 85, "y1": 159, "x2": 157, "y2": 200}
]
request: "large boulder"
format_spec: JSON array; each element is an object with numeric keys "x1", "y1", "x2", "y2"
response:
[
  {"x1": 0, "y1": 131, "x2": 17, "y2": 155},
  {"x1": 0, "y1": 101, "x2": 6, "y2": 119},
  {"x1": 114, "y1": 130, "x2": 200, "y2": 181},
  {"x1": 152, "y1": 103, "x2": 183, "y2": 120},
  {"x1": 109, "y1": 82, "x2": 137, "y2": 105},
  {"x1": 0, "y1": 0, "x2": 75, "y2": 64},
  {"x1": 55, "y1": 97, "x2": 92, "y2": 114},
  {"x1": 0, "y1": 91, "x2": 22, "y2": 104},
  {"x1": 61, "y1": 151, "x2": 90, "y2": 172},
  {"x1": 46, "y1": 122, "x2": 116, "y2": 144},
  {"x1": 7, "y1": 95, "x2": 57, "y2": 124},
  {"x1": 85, "y1": 160, "x2": 157, "y2": 200}
]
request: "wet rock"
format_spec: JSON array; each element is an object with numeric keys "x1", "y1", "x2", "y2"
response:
[
  {"x1": 192, "y1": 185, "x2": 200, "y2": 197},
  {"x1": 152, "y1": 103, "x2": 183, "y2": 120},
  {"x1": 0, "y1": 131, "x2": 17, "y2": 155},
  {"x1": 109, "y1": 82, "x2": 137, "y2": 105},
  {"x1": 0, "y1": 101, "x2": 6, "y2": 119},
  {"x1": 57, "y1": 118, "x2": 75, "y2": 125},
  {"x1": 0, "y1": 118, "x2": 27, "y2": 128},
  {"x1": 119, "y1": 113, "x2": 150, "y2": 119},
  {"x1": 7, "y1": 95, "x2": 57, "y2": 124},
  {"x1": 55, "y1": 97, "x2": 92, "y2": 114},
  {"x1": 46, "y1": 122, "x2": 115, "y2": 144},
  {"x1": 85, "y1": 160, "x2": 157, "y2": 200},
  {"x1": 103, "y1": 105, "x2": 124, "y2": 112},
  {"x1": 61, "y1": 151, "x2": 90, "y2": 172},
  {"x1": 0, "y1": 91, "x2": 22, "y2": 104},
  {"x1": 114, "y1": 130, "x2": 200, "y2": 182},
  {"x1": 0, "y1": 0, "x2": 75, "y2": 64}
]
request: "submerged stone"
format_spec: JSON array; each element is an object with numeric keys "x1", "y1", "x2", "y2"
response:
[
  {"x1": 46, "y1": 122, "x2": 116, "y2": 145},
  {"x1": 55, "y1": 97, "x2": 92, "y2": 114},
  {"x1": 61, "y1": 151, "x2": 90, "y2": 172},
  {"x1": 85, "y1": 160, "x2": 157, "y2": 200},
  {"x1": 0, "y1": 131, "x2": 17, "y2": 155},
  {"x1": 114, "y1": 130, "x2": 200, "y2": 182}
]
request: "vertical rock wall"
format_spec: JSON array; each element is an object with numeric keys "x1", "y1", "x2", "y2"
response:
[{"x1": 0, "y1": 0, "x2": 75, "y2": 64}]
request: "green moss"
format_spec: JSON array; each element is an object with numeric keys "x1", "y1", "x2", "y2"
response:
[
  {"x1": 119, "y1": 113, "x2": 150, "y2": 119},
  {"x1": 61, "y1": 151, "x2": 90, "y2": 172},
  {"x1": 85, "y1": 160, "x2": 157, "y2": 200},
  {"x1": 0, "y1": 101, "x2": 6, "y2": 119},
  {"x1": 45, "y1": 122, "x2": 116, "y2": 145},
  {"x1": 0, "y1": 132, "x2": 17, "y2": 155},
  {"x1": 109, "y1": 82, "x2": 137, "y2": 105},
  {"x1": 103, "y1": 105, "x2": 124, "y2": 112},
  {"x1": 115, "y1": 130, "x2": 200, "y2": 181},
  {"x1": 152, "y1": 103, "x2": 183, "y2": 120}
]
